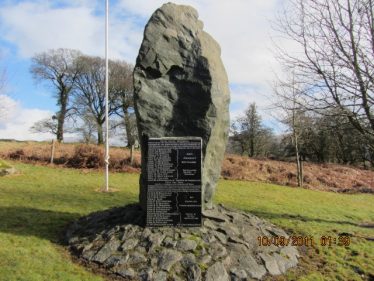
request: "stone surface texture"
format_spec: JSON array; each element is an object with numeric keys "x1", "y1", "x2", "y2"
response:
[
  {"x1": 133, "y1": 2, "x2": 230, "y2": 209},
  {"x1": 65, "y1": 204, "x2": 299, "y2": 280}
]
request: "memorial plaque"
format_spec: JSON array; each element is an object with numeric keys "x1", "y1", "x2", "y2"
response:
[{"x1": 146, "y1": 137, "x2": 202, "y2": 227}]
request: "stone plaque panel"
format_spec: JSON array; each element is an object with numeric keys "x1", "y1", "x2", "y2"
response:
[{"x1": 146, "y1": 137, "x2": 202, "y2": 227}]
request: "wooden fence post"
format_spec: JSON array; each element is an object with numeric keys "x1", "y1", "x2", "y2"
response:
[
  {"x1": 50, "y1": 139, "x2": 56, "y2": 164},
  {"x1": 130, "y1": 144, "x2": 134, "y2": 166}
]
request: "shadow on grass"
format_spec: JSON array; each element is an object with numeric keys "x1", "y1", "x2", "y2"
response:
[
  {"x1": 0, "y1": 206, "x2": 81, "y2": 243},
  {"x1": 250, "y1": 210, "x2": 364, "y2": 228}
]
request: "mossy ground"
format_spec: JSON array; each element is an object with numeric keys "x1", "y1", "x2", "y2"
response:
[{"x1": 0, "y1": 162, "x2": 373, "y2": 280}]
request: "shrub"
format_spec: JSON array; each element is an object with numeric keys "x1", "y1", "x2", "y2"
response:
[{"x1": 67, "y1": 145, "x2": 104, "y2": 169}]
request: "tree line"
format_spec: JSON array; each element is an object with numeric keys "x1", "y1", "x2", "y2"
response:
[
  {"x1": 30, "y1": 48, "x2": 137, "y2": 147},
  {"x1": 230, "y1": 101, "x2": 373, "y2": 165},
  {"x1": 231, "y1": 0, "x2": 374, "y2": 186}
]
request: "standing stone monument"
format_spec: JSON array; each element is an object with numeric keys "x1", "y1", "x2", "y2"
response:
[
  {"x1": 65, "y1": 4, "x2": 300, "y2": 279},
  {"x1": 134, "y1": 2, "x2": 230, "y2": 211}
]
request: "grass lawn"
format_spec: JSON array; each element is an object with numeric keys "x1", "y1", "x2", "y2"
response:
[
  {"x1": 0, "y1": 159, "x2": 11, "y2": 169},
  {"x1": 0, "y1": 162, "x2": 373, "y2": 281}
]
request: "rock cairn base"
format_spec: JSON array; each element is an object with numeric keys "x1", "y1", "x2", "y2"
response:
[
  {"x1": 0, "y1": 167, "x2": 16, "y2": 176},
  {"x1": 65, "y1": 204, "x2": 299, "y2": 280}
]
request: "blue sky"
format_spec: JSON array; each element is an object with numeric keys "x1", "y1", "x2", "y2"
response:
[{"x1": 0, "y1": 0, "x2": 287, "y2": 141}]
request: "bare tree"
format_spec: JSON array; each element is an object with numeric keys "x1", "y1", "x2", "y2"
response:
[
  {"x1": 30, "y1": 48, "x2": 82, "y2": 142},
  {"x1": 274, "y1": 75, "x2": 306, "y2": 187},
  {"x1": 73, "y1": 111, "x2": 97, "y2": 144},
  {"x1": 30, "y1": 115, "x2": 74, "y2": 136},
  {"x1": 110, "y1": 60, "x2": 137, "y2": 147},
  {"x1": 275, "y1": 0, "x2": 374, "y2": 144},
  {"x1": 30, "y1": 116, "x2": 58, "y2": 135},
  {"x1": 73, "y1": 55, "x2": 118, "y2": 145}
]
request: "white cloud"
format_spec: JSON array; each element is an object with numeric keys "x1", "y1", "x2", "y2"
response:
[
  {"x1": 0, "y1": 95, "x2": 54, "y2": 140},
  {"x1": 0, "y1": 1, "x2": 103, "y2": 58},
  {"x1": 0, "y1": 94, "x2": 18, "y2": 122}
]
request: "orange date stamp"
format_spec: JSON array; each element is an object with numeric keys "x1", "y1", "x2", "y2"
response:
[{"x1": 257, "y1": 235, "x2": 351, "y2": 247}]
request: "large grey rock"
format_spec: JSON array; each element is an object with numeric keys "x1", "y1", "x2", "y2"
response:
[
  {"x1": 134, "y1": 2, "x2": 230, "y2": 209},
  {"x1": 91, "y1": 239, "x2": 120, "y2": 263},
  {"x1": 205, "y1": 262, "x2": 229, "y2": 281},
  {"x1": 177, "y1": 239, "x2": 198, "y2": 251},
  {"x1": 117, "y1": 268, "x2": 135, "y2": 279},
  {"x1": 158, "y1": 249, "x2": 183, "y2": 271}
]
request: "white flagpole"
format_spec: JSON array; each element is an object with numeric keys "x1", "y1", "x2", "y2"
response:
[{"x1": 104, "y1": 0, "x2": 109, "y2": 192}]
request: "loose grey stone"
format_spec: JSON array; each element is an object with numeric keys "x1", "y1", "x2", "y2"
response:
[
  {"x1": 222, "y1": 255, "x2": 231, "y2": 267},
  {"x1": 149, "y1": 233, "x2": 165, "y2": 247},
  {"x1": 141, "y1": 228, "x2": 152, "y2": 239},
  {"x1": 239, "y1": 254, "x2": 266, "y2": 280},
  {"x1": 265, "y1": 226, "x2": 288, "y2": 238},
  {"x1": 230, "y1": 268, "x2": 248, "y2": 281},
  {"x1": 153, "y1": 271, "x2": 168, "y2": 281},
  {"x1": 281, "y1": 246, "x2": 300, "y2": 259},
  {"x1": 212, "y1": 230, "x2": 227, "y2": 244},
  {"x1": 202, "y1": 209, "x2": 227, "y2": 222},
  {"x1": 104, "y1": 255, "x2": 128, "y2": 268},
  {"x1": 171, "y1": 273, "x2": 184, "y2": 281},
  {"x1": 139, "y1": 268, "x2": 153, "y2": 281},
  {"x1": 200, "y1": 226, "x2": 208, "y2": 234},
  {"x1": 228, "y1": 236, "x2": 250, "y2": 248},
  {"x1": 181, "y1": 253, "x2": 196, "y2": 268},
  {"x1": 134, "y1": 2, "x2": 230, "y2": 210},
  {"x1": 217, "y1": 225, "x2": 240, "y2": 237},
  {"x1": 135, "y1": 246, "x2": 147, "y2": 254},
  {"x1": 181, "y1": 232, "x2": 191, "y2": 239},
  {"x1": 228, "y1": 213, "x2": 243, "y2": 224},
  {"x1": 158, "y1": 249, "x2": 183, "y2": 271},
  {"x1": 120, "y1": 225, "x2": 138, "y2": 241},
  {"x1": 208, "y1": 242, "x2": 227, "y2": 259},
  {"x1": 202, "y1": 233, "x2": 217, "y2": 244},
  {"x1": 199, "y1": 254, "x2": 212, "y2": 265},
  {"x1": 91, "y1": 239, "x2": 121, "y2": 263},
  {"x1": 187, "y1": 264, "x2": 202, "y2": 281},
  {"x1": 103, "y1": 228, "x2": 117, "y2": 239},
  {"x1": 205, "y1": 262, "x2": 229, "y2": 281},
  {"x1": 68, "y1": 236, "x2": 79, "y2": 244},
  {"x1": 82, "y1": 249, "x2": 97, "y2": 261},
  {"x1": 260, "y1": 253, "x2": 282, "y2": 275},
  {"x1": 203, "y1": 220, "x2": 217, "y2": 230},
  {"x1": 163, "y1": 236, "x2": 177, "y2": 248},
  {"x1": 117, "y1": 268, "x2": 135, "y2": 279},
  {"x1": 0, "y1": 167, "x2": 16, "y2": 176},
  {"x1": 272, "y1": 253, "x2": 289, "y2": 273},
  {"x1": 121, "y1": 238, "x2": 138, "y2": 251},
  {"x1": 128, "y1": 252, "x2": 147, "y2": 264},
  {"x1": 177, "y1": 239, "x2": 198, "y2": 252},
  {"x1": 274, "y1": 252, "x2": 298, "y2": 273}
]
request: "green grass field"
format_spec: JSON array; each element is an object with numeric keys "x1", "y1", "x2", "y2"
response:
[
  {"x1": 0, "y1": 159, "x2": 11, "y2": 169},
  {"x1": 0, "y1": 162, "x2": 373, "y2": 281}
]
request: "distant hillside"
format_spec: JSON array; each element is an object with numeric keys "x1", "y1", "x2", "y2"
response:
[{"x1": 1, "y1": 140, "x2": 373, "y2": 193}]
